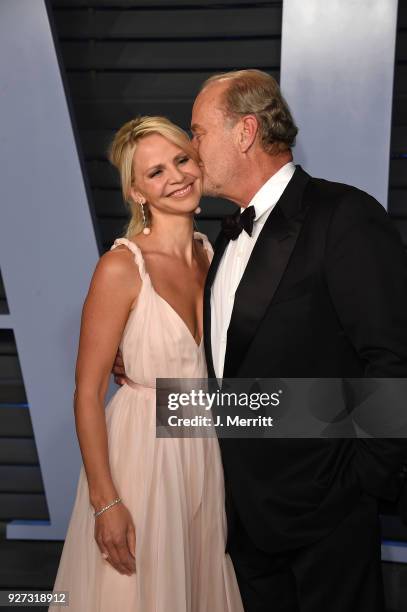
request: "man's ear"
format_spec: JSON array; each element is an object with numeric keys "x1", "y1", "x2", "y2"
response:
[{"x1": 239, "y1": 114, "x2": 259, "y2": 153}]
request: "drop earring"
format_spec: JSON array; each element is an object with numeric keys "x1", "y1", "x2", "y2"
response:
[
  {"x1": 194, "y1": 206, "x2": 201, "y2": 214},
  {"x1": 139, "y1": 199, "x2": 151, "y2": 235}
]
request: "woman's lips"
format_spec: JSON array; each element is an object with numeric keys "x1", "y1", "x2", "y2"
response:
[{"x1": 167, "y1": 183, "x2": 193, "y2": 198}]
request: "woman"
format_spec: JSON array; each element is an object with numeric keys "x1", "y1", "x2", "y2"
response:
[{"x1": 49, "y1": 116, "x2": 244, "y2": 611}]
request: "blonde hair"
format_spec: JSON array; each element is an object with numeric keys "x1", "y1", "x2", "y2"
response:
[
  {"x1": 108, "y1": 115, "x2": 198, "y2": 238},
  {"x1": 201, "y1": 69, "x2": 298, "y2": 154}
]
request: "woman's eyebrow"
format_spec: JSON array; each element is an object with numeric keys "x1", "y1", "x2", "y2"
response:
[
  {"x1": 145, "y1": 163, "x2": 164, "y2": 173},
  {"x1": 145, "y1": 154, "x2": 185, "y2": 173},
  {"x1": 173, "y1": 152, "x2": 187, "y2": 160}
]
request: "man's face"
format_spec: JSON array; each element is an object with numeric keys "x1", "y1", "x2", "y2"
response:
[{"x1": 191, "y1": 82, "x2": 239, "y2": 198}]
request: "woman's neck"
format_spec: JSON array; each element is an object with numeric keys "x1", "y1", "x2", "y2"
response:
[{"x1": 134, "y1": 213, "x2": 197, "y2": 263}]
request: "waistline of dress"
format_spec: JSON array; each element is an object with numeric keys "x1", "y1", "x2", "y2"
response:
[{"x1": 123, "y1": 377, "x2": 156, "y2": 392}]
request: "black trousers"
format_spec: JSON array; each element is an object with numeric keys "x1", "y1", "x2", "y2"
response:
[{"x1": 228, "y1": 493, "x2": 385, "y2": 612}]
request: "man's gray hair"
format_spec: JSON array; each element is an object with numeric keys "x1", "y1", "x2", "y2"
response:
[{"x1": 201, "y1": 69, "x2": 298, "y2": 154}]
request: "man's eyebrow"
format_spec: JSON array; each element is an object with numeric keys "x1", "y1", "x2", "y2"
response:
[{"x1": 190, "y1": 123, "x2": 203, "y2": 132}]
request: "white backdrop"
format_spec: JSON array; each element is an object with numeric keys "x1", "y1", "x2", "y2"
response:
[
  {"x1": 281, "y1": 0, "x2": 398, "y2": 209},
  {"x1": 0, "y1": 0, "x2": 99, "y2": 539}
]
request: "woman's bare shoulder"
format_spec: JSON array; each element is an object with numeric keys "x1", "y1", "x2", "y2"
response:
[{"x1": 91, "y1": 247, "x2": 141, "y2": 290}]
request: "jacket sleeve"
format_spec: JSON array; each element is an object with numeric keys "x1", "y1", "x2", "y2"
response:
[{"x1": 324, "y1": 188, "x2": 407, "y2": 500}]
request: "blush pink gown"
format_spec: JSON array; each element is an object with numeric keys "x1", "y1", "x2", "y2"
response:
[{"x1": 49, "y1": 232, "x2": 244, "y2": 612}]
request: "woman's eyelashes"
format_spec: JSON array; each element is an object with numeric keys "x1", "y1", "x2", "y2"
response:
[
  {"x1": 149, "y1": 168, "x2": 162, "y2": 178},
  {"x1": 148, "y1": 157, "x2": 190, "y2": 179}
]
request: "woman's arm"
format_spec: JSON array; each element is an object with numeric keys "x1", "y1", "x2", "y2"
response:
[
  {"x1": 74, "y1": 247, "x2": 140, "y2": 510},
  {"x1": 74, "y1": 247, "x2": 141, "y2": 575}
]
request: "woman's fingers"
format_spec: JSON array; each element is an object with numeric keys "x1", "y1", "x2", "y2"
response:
[
  {"x1": 104, "y1": 539, "x2": 130, "y2": 575},
  {"x1": 127, "y1": 523, "x2": 137, "y2": 572},
  {"x1": 94, "y1": 498, "x2": 136, "y2": 575},
  {"x1": 115, "y1": 538, "x2": 136, "y2": 574}
]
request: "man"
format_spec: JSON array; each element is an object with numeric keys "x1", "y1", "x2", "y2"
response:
[{"x1": 115, "y1": 70, "x2": 407, "y2": 611}]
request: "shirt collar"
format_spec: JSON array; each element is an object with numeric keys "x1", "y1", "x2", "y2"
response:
[{"x1": 241, "y1": 161, "x2": 296, "y2": 221}]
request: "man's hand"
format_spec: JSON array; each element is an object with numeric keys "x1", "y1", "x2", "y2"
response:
[{"x1": 112, "y1": 349, "x2": 126, "y2": 385}]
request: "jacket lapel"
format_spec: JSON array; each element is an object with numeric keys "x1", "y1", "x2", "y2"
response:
[
  {"x1": 204, "y1": 231, "x2": 230, "y2": 379},
  {"x1": 223, "y1": 166, "x2": 311, "y2": 377}
]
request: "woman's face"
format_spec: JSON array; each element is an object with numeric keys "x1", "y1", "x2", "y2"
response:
[{"x1": 130, "y1": 133, "x2": 202, "y2": 216}]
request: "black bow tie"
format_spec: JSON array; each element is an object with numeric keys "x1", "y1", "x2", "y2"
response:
[{"x1": 221, "y1": 206, "x2": 256, "y2": 241}]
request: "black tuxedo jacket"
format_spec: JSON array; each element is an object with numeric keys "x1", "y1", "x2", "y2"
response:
[{"x1": 204, "y1": 165, "x2": 407, "y2": 554}]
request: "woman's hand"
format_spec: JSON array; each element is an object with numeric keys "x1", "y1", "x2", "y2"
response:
[{"x1": 94, "y1": 502, "x2": 136, "y2": 576}]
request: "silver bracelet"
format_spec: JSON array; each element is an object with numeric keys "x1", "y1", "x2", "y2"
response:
[{"x1": 94, "y1": 497, "x2": 122, "y2": 518}]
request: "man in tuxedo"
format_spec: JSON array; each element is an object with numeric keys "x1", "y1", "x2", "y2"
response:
[
  {"x1": 113, "y1": 69, "x2": 407, "y2": 610},
  {"x1": 187, "y1": 69, "x2": 407, "y2": 611}
]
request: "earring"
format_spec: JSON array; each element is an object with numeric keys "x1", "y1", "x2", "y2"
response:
[
  {"x1": 139, "y1": 199, "x2": 151, "y2": 235},
  {"x1": 194, "y1": 206, "x2": 201, "y2": 214}
]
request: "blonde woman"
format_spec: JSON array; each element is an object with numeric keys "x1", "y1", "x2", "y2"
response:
[{"x1": 49, "y1": 116, "x2": 244, "y2": 612}]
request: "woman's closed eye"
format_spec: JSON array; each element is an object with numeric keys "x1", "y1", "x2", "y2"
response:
[
  {"x1": 148, "y1": 157, "x2": 189, "y2": 178},
  {"x1": 149, "y1": 169, "x2": 162, "y2": 178}
]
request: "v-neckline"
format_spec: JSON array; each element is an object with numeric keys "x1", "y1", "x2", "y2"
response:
[
  {"x1": 140, "y1": 234, "x2": 208, "y2": 349},
  {"x1": 154, "y1": 291, "x2": 203, "y2": 349},
  {"x1": 113, "y1": 234, "x2": 210, "y2": 348}
]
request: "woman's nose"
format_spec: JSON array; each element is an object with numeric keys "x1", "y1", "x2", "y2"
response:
[{"x1": 168, "y1": 165, "x2": 184, "y2": 182}]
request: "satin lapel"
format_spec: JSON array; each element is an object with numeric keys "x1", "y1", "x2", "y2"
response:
[
  {"x1": 223, "y1": 166, "x2": 311, "y2": 378},
  {"x1": 203, "y1": 231, "x2": 230, "y2": 379}
]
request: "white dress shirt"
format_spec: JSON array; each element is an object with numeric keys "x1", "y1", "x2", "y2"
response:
[{"x1": 210, "y1": 161, "x2": 296, "y2": 378}]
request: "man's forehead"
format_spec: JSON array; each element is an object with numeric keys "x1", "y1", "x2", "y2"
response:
[
  {"x1": 191, "y1": 89, "x2": 226, "y2": 128},
  {"x1": 190, "y1": 112, "x2": 217, "y2": 131},
  {"x1": 195, "y1": 81, "x2": 227, "y2": 107}
]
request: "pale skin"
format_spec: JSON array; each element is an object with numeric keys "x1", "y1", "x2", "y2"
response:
[
  {"x1": 74, "y1": 133, "x2": 209, "y2": 575},
  {"x1": 112, "y1": 78, "x2": 293, "y2": 384}
]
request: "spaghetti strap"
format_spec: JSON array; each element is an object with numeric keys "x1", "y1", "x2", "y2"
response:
[
  {"x1": 194, "y1": 231, "x2": 214, "y2": 264},
  {"x1": 110, "y1": 237, "x2": 147, "y2": 281}
]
